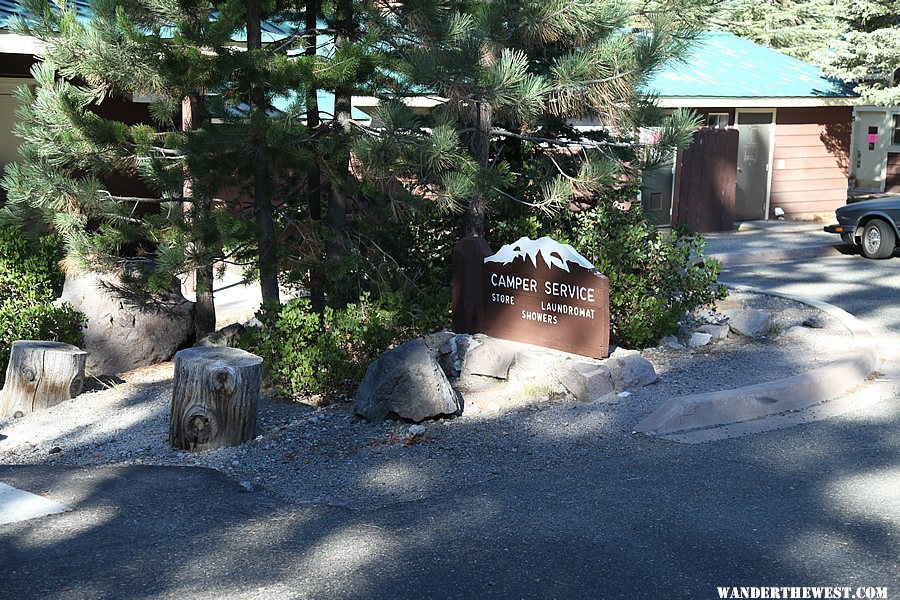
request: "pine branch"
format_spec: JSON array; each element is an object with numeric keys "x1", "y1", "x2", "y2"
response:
[{"x1": 100, "y1": 194, "x2": 191, "y2": 204}]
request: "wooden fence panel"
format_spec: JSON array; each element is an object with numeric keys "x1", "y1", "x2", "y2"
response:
[{"x1": 672, "y1": 129, "x2": 739, "y2": 233}]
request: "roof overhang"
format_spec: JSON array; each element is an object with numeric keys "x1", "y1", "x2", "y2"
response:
[
  {"x1": 0, "y1": 32, "x2": 43, "y2": 55},
  {"x1": 353, "y1": 95, "x2": 445, "y2": 114},
  {"x1": 656, "y1": 96, "x2": 857, "y2": 108}
]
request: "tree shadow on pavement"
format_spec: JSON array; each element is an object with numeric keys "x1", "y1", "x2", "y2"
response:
[{"x1": 1, "y1": 388, "x2": 898, "y2": 599}]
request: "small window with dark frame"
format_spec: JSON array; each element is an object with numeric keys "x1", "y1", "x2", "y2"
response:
[
  {"x1": 707, "y1": 113, "x2": 729, "y2": 129},
  {"x1": 892, "y1": 114, "x2": 900, "y2": 145}
]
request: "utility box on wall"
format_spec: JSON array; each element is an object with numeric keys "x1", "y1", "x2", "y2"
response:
[{"x1": 850, "y1": 106, "x2": 900, "y2": 194}]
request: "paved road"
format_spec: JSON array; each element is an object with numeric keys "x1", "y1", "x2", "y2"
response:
[
  {"x1": 2, "y1": 250, "x2": 899, "y2": 600},
  {"x1": 721, "y1": 250, "x2": 900, "y2": 333}
]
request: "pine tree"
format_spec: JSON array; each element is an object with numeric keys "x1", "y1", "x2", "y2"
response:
[
  {"x1": 709, "y1": 0, "x2": 841, "y2": 62},
  {"x1": 356, "y1": 0, "x2": 701, "y2": 238},
  {"x1": 0, "y1": 0, "x2": 317, "y2": 335},
  {"x1": 641, "y1": 0, "x2": 843, "y2": 64},
  {"x1": 820, "y1": 0, "x2": 900, "y2": 104}
]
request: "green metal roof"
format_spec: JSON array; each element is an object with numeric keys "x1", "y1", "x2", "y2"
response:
[{"x1": 646, "y1": 32, "x2": 854, "y2": 99}]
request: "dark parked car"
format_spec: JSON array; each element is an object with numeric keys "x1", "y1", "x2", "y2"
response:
[{"x1": 825, "y1": 197, "x2": 900, "y2": 259}]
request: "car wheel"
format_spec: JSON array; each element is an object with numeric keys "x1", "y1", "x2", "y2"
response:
[{"x1": 861, "y1": 219, "x2": 896, "y2": 259}]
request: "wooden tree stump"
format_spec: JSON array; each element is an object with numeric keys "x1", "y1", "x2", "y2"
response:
[
  {"x1": 169, "y1": 346, "x2": 263, "y2": 451},
  {"x1": 0, "y1": 340, "x2": 88, "y2": 418}
]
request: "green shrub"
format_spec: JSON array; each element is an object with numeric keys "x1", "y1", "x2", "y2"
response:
[
  {"x1": 0, "y1": 226, "x2": 85, "y2": 387},
  {"x1": 242, "y1": 295, "x2": 399, "y2": 401},
  {"x1": 555, "y1": 188, "x2": 727, "y2": 349}
]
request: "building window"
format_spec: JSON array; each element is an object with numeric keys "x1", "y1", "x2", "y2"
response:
[
  {"x1": 707, "y1": 113, "x2": 729, "y2": 129},
  {"x1": 893, "y1": 114, "x2": 900, "y2": 145}
]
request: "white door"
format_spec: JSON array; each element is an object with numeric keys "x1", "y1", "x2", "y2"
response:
[
  {"x1": 854, "y1": 110, "x2": 888, "y2": 192},
  {"x1": 735, "y1": 110, "x2": 775, "y2": 221}
]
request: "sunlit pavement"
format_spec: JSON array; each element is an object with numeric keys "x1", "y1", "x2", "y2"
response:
[{"x1": 1, "y1": 252, "x2": 898, "y2": 599}]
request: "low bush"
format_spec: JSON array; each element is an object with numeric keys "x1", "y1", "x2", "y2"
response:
[
  {"x1": 242, "y1": 294, "x2": 399, "y2": 401},
  {"x1": 0, "y1": 226, "x2": 85, "y2": 387},
  {"x1": 557, "y1": 188, "x2": 727, "y2": 348}
]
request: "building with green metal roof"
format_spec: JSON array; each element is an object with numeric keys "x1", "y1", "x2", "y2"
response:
[
  {"x1": 2, "y1": 14, "x2": 864, "y2": 227},
  {"x1": 634, "y1": 32, "x2": 858, "y2": 228}
]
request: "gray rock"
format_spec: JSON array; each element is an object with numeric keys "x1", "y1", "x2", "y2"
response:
[
  {"x1": 697, "y1": 324, "x2": 730, "y2": 341},
  {"x1": 606, "y1": 353, "x2": 658, "y2": 390},
  {"x1": 692, "y1": 309, "x2": 718, "y2": 324},
  {"x1": 437, "y1": 333, "x2": 473, "y2": 379},
  {"x1": 58, "y1": 272, "x2": 195, "y2": 376},
  {"x1": 556, "y1": 361, "x2": 614, "y2": 401},
  {"x1": 507, "y1": 350, "x2": 565, "y2": 385},
  {"x1": 802, "y1": 316, "x2": 825, "y2": 329},
  {"x1": 422, "y1": 331, "x2": 454, "y2": 353},
  {"x1": 723, "y1": 308, "x2": 771, "y2": 337},
  {"x1": 661, "y1": 335, "x2": 684, "y2": 350},
  {"x1": 688, "y1": 332, "x2": 713, "y2": 348},
  {"x1": 609, "y1": 347, "x2": 639, "y2": 359},
  {"x1": 461, "y1": 337, "x2": 518, "y2": 380},
  {"x1": 408, "y1": 424, "x2": 427, "y2": 437},
  {"x1": 195, "y1": 323, "x2": 246, "y2": 348},
  {"x1": 354, "y1": 339, "x2": 461, "y2": 422}
]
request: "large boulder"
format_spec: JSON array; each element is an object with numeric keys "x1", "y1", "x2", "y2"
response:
[
  {"x1": 354, "y1": 339, "x2": 461, "y2": 422},
  {"x1": 58, "y1": 272, "x2": 195, "y2": 375}
]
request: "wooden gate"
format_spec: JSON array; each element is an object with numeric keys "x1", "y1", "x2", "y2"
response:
[{"x1": 672, "y1": 129, "x2": 739, "y2": 232}]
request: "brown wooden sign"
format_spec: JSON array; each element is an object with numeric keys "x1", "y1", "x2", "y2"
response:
[{"x1": 452, "y1": 236, "x2": 610, "y2": 359}]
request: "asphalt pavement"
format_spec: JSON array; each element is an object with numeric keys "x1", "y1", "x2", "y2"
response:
[
  {"x1": 1, "y1": 221, "x2": 899, "y2": 599},
  {"x1": 704, "y1": 220, "x2": 847, "y2": 265}
]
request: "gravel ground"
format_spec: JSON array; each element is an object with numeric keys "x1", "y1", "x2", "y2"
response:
[{"x1": 0, "y1": 291, "x2": 848, "y2": 509}]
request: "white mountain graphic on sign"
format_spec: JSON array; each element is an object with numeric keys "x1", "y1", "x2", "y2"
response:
[{"x1": 484, "y1": 236, "x2": 596, "y2": 272}]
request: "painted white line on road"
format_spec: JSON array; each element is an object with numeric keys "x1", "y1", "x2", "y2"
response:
[{"x1": 0, "y1": 482, "x2": 70, "y2": 525}]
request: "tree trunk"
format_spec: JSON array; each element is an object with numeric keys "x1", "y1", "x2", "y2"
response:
[
  {"x1": 183, "y1": 95, "x2": 217, "y2": 337},
  {"x1": 306, "y1": 0, "x2": 326, "y2": 313},
  {"x1": 464, "y1": 100, "x2": 493, "y2": 238},
  {"x1": 194, "y1": 262, "x2": 217, "y2": 337},
  {"x1": 247, "y1": 2, "x2": 281, "y2": 307},
  {"x1": 169, "y1": 346, "x2": 263, "y2": 451},
  {"x1": 326, "y1": 0, "x2": 353, "y2": 279},
  {"x1": 0, "y1": 341, "x2": 87, "y2": 418}
]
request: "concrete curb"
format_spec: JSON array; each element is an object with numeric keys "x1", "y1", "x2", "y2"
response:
[
  {"x1": 634, "y1": 285, "x2": 880, "y2": 438},
  {"x1": 706, "y1": 243, "x2": 842, "y2": 266},
  {"x1": 733, "y1": 220, "x2": 829, "y2": 233}
]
